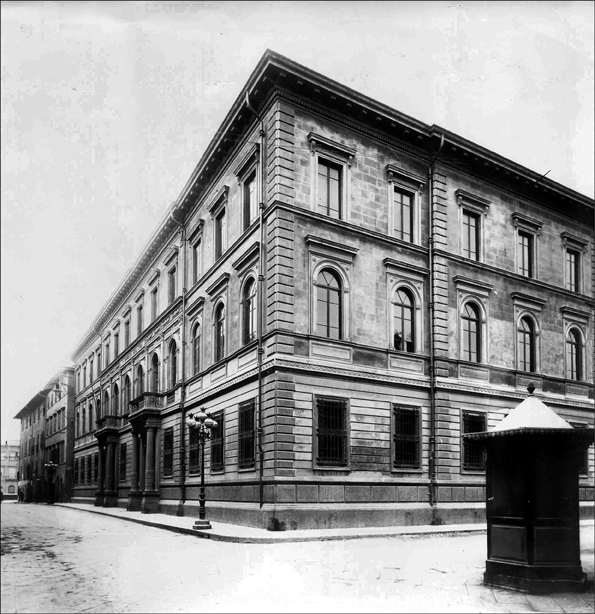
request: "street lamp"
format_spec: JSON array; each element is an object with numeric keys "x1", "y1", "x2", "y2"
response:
[
  {"x1": 186, "y1": 408, "x2": 217, "y2": 530},
  {"x1": 44, "y1": 461, "x2": 58, "y2": 505}
]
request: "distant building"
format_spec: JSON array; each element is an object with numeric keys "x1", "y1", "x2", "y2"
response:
[
  {"x1": 1, "y1": 441, "x2": 20, "y2": 500},
  {"x1": 69, "y1": 50, "x2": 593, "y2": 529},
  {"x1": 14, "y1": 367, "x2": 76, "y2": 503}
]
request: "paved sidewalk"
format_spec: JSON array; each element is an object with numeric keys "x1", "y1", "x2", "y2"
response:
[{"x1": 53, "y1": 502, "x2": 493, "y2": 543}]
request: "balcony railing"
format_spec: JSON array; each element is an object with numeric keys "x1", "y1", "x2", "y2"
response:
[
  {"x1": 95, "y1": 415, "x2": 121, "y2": 433},
  {"x1": 129, "y1": 392, "x2": 163, "y2": 415}
]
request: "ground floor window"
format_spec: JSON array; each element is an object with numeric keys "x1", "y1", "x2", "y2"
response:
[
  {"x1": 119, "y1": 444, "x2": 127, "y2": 481},
  {"x1": 462, "y1": 411, "x2": 486, "y2": 471},
  {"x1": 238, "y1": 399, "x2": 256, "y2": 469},
  {"x1": 163, "y1": 429, "x2": 173, "y2": 477},
  {"x1": 210, "y1": 411, "x2": 225, "y2": 472},
  {"x1": 393, "y1": 405, "x2": 420, "y2": 469},
  {"x1": 315, "y1": 396, "x2": 348, "y2": 467}
]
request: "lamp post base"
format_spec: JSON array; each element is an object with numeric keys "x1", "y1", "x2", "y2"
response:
[{"x1": 193, "y1": 519, "x2": 213, "y2": 530}]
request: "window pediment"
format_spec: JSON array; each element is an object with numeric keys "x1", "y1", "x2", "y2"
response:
[
  {"x1": 164, "y1": 247, "x2": 179, "y2": 267},
  {"x1": 453, "y1": 275, "x2": 493, "y2": 297},
  {"x1": 207, "y1": 185, "x2": 229, "y2": 216},
  {"x1": 512, "y1": 212, "x2": 542, "y2": 234},
  {"x1": 385, "y1": 164, "x2": 425, "y2": 192},
  {"x1": 206, "y1": 273, "x2": 230, "y2": 298},
  {"x1": 188, "y1": 219, "x2": 204, "y2": 243},
  {"x1": 455, "y1": 189, "x2": 491, "y2": 215},
  {"x1": 511, "y1": 292, "x2": 547, "y2": 311},
  {"x1": 233, "y1": 143, "x2": 260, "y2": 179},
  {"x1": 305, "y1": 235, "x2": 358, "y2": 264},
  {"x1": 232, "y1": 242, "x2": 260, "y2": 274},
  {"x1": 561, "y1": 232, "x2": 588, "y2": 252},
  {"x1": 308, "y1": 132, "x2": 356, "y2": 165}
]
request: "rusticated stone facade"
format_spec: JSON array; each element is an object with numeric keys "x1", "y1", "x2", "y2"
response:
[{"x1": 67, "y1": 51, "x2": 593, "y2": 530}]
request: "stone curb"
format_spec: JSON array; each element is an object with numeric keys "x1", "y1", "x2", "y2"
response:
[{"x1": 53, "y1": 503, "x2": 490, "y2": 544}]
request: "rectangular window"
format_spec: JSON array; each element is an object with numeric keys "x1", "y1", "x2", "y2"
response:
[
  {"x1": 86, "y1": 455, "x2": 92, "y2": 484},
  {"x1": 119, "y1": 444, "x2": 127, "y2": 481},
  {"x1": 518, "y1": 231, "x2": 534, "y2": 277},
  {"x1": 566, "y1": 249, "x2": 580, "y2": 292},
  {"x1": 393, "y1": 187, "x2": 413, "y2": 242},
  {"x1": 215, "y1": 209, "x2": 226, "y2": 260},
  {"x1": 151, "y1": 288, "x2": 158, "y2": 322},
  {"x1": 393, "y1": 406, "x2": 420, "y2": 469},
  {"x1": 210, "y1": 411, "x2": 225, "y2": 472},
  {"x1": 104, "y1": 342, "x2": 110, "y2": 368},
  {"x1": 317, "y1": 159, "x2": 342, "y2": 219},
  {"x1": 137, "y1": 304, "x2": 144, "y2": 337},
  {"x1": 243, "y1": 170, "x2": 258, "y2": 230},
  {"x1": 168, "y1": 268, "x2": 176, "y2": 304},
  {"x1": 124, "y1": 321, "x2": 130, "y2": 348},
  {"x1": 89, "y1": 357, "x2": 94, "y2": 384},
  {"x1": 77, "y1": 371, "x2": 81, "y2": 393},
  {"x1": 189, "y1": 428, "x2": 200, "y2": 474},
  {"x1": 238, "y1": 400, "x2": 256, "y2": 469},
  {"x1": 113, "y1": 333, "x2": 119, "y2": 359},
  {"x1": 462, "y1": 210, "x2": 480, "y2": 260},
  {"x1": 462, "y1": 411, "x2": 486, "y2": 471},
  {"x1": 316, "y1": 396, "x2": 348, "y2": 466},
  {"x1": 163, "y1": 428, "x2": 173, "y2": 477},
  {"x1": 94, "y1": 452, "x2": 98, "y2": 483},
  {"x1": 192, "y1": 240, "x2": 201, "y2": 285}
]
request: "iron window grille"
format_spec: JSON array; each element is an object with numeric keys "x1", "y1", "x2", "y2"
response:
[
  {"x1": 74, "y1": 459, "x2": 79, "y2": 485},
  {"x1": 188, "y1": 428, "x2": 200, "y2": 474},
  {"x1": 119, "y1": 444, "x2": 127, "y2": 481},
  {"x1": 316, "y1": 397, "x2": 348, "y2": 466},
  {"x1": 163, "y1": 428, "x2": 174, "y2": 477},
  {"x1": 94, "y1": 453, "x2": 98, "y2": 483},
  {"x1": 210, "y1": 411, "x2": 225, "y2": 472},
  {"x1": 393, "y1": 406, "x2": 420, "y2": 469},
  {"x1": 238, "y1": 400, "x2": 256, "y2": 469},
  {"x1": 86, "y1": 455, "x2": 92, "y2": 484},
  {"x1": 462, "y1": 411, "x2": 486, "y2": 471}
]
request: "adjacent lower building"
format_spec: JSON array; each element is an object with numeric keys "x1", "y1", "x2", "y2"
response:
[
  {"x1": 69, "y1": 50, "x2": 593, "y2": 529},
  {"x1": 14, "y1": 368, "x2": 76, "y2": 503},
  {"x1": 1, "y1": 441, "x2": 20, "y2": 500}
]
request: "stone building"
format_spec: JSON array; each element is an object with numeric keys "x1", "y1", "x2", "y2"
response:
[
  {"x1": 1, "y1": 441, "x2": 20, "y2": 500},
  {"x1": 70, "y1": 50, "x2": 593, "y2": 529},
  {"x1": 14, "y1": 367, "x2": 75, "y2": 503}
]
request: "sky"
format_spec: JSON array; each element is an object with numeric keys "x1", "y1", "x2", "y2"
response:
[{"x1": 1, "y1": 0, "x2": 593, "y2": 443}]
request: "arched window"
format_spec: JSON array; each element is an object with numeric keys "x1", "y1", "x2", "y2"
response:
[
  {"x1": 103, "y1": 391, "x2": 110, "y2": 417},
  {"x1": 242, "y1": 278, "x2": 257, "y2": 344},
  {"x1": 192, "y1": 324, "x2": 201, "y2": 376},
  {"x1": 393, "y1": 288, "x2": 415, "y2": 352},
  {"x1": 461, "y1": 302, "x2": 481, "y2": 363},
  {"x1": 76, "y1": 411, "x2": 80, "y2": 438},
  {"x1": 215, "y1": 304, "x2": 226, "y2": 363},
  {"x1": 169, "y1": 341, "x2": 177, "y2": 388},
  {"x1": 518, "y1": 316, "x2": 536, "y2": 372},
  {"x1": 136, "y1": 365, "x2": 145, "y2": 397},
  {"x1": 566, "y1": 328, "x2": 583, "y2": 381},
  {"x1": 123, "y1": 376, "x2": 131, "y2": 413},
  {"x1": 150, "y1": 353, "x2": 160, "y2": 393},
  {"x1": 81, "y1": 408, "x2": 86, "y2": 434},
  {"x1": 316, "y1": 268, "x2": 342, "y2": 339},
  {"x1": 88, "y1": 404, "x2": 94, "y2": 432},
  {"x1": 113, "y1": 384, "x2": 120, "y2": 415}
]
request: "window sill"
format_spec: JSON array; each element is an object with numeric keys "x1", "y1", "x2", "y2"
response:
[
  {"x1": 392, "y1": 468, "x2": 423, "y2": 474},
  {"x1": 313, "y1": 466, "x2": 350, "y2": 473},
  {"x1": 238, "y1": 465, "x2": 256, "y2": 473}
]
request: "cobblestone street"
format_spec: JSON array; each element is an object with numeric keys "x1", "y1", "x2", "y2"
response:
[{"x1": 1, "y1": 502, "x2": 593, "y2": 613}]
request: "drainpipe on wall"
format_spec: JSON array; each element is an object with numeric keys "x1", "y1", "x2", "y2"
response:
[
  {"x1": 245, "y1": 90, "x2": 267, "y2": 509},
  {"x1": 428, "y1": 133, "x2": 444, "y2": 522},
  {"x1": 170, "y1": 206, "x2": 188, "y2": 516}
]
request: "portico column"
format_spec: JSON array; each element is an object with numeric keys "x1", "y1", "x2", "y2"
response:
[
  {"x1": 145, "y1": 426, "x2": 156, "y2": 492},
  {"x1": 97, "y1": 445, "x2": 105, "y2": 493},
  {"x1": 106, "y1": 442, "x2": 115, "y2": 493},
  {"x1": 130, "y1": 432, "x2": 139, "y2": 492}
]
